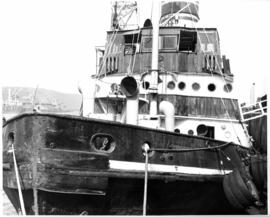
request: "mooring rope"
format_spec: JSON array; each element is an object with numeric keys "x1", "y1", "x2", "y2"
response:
[
  {"x1": 143, "y1": 143, "x2": 150, "y2": 216},
  {"x1": 149, "y1": 141, "x2": 232, "y2": 153},
  {"x1": 141, "y1": 141, "x2": 231, "y2": 215},
  {"x1": 10, "y1": 144, "x2": 26, "y2": 215}
]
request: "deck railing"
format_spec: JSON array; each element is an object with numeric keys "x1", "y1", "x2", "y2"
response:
[{"x1": 240, "y1": 99, "x2": 267, "y2": 122}]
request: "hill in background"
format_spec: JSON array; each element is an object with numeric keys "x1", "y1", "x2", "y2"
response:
[{"x1": 2, "y1": 86, "x2": 81, "y2": 112}]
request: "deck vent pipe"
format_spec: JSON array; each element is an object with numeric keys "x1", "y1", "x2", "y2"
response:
[
  {"x1": 159, "y1": 101, "x2": 175, "y2": 132},
  {"x1": 120, "y1": 76, "x2": 139, "y2": 125}
]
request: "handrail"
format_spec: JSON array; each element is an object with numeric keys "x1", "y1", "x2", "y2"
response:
[
  {"x1": 241, "y1": 99, "x2": 267, "y2": 109},
  {"x1": 149, "y1": 142, "x2": 232, "y2": 153},
  {"x1": 240, "y1": 99, "x2": 267, "y2": 122}
]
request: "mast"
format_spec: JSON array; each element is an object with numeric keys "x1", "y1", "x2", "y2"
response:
[
  {"x1": 250, "y1": 83, "x2": 256, "y2": 104},
  {"x1": 110, "y1": 1, "x2": 138, "y2": 31},
  {"x1": 149, "y1": 0, "x2": 161, "y2": 116}
]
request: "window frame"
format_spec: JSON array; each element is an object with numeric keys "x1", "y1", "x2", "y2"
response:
[
  {"x1": 179, "y1": 30, "x2": 197, "y2": 53},
  {"x1": 159, "y1": 35, "x2": 179, "y2": 51},
  {"x1": 141, "y1": 34, "x2": 179, "y2": 53},
  {"x1": 141, "y1": 35, "x2": 153, "y2": 52}
]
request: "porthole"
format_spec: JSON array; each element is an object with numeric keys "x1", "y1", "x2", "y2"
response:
[
  {"x1": 225, "y1": 131, "x2": 231, "y2": 138},
  {"x1": 142, "y1": 81, "x2": 150, "y2": 90},
  {"x1": 160, "y1": 155, "x2": 165, "y2": 161},
  {"x1": 188, "y1": 129, "x2": 194, "y2": 135},
  {"x1": 167, "y1": 81, "x2": 175, "y2": 90},
  {"x1": 168, "y1": 155, "x2": 174, "y2": 161},
  {"x1": 178, "y1": 82, "x2": 186, "y2": 90},
  {"x1": 90, "y1": 133, "x2": 116, "y2": 153},
  {"x1": 192, "y1": 82, "x2": 200, "y2": 91},
  {"x1": 208, "y1": 83, "x2": 216, "y2": 91},
  {"x1": 224, "y1": 83, "x2": 233, "y2": 92},
  {"x1": 174, "y1": 128, "x2": 180, "y2": 133}
]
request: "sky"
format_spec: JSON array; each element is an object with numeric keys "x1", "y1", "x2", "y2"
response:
[{"x1": 0, "y1": 0, "x2": 269, "y2": 103}]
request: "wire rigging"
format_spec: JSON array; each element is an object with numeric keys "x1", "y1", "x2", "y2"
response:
[{"x1": 186, "y1": 4, "x2": 246, "y2": 146}]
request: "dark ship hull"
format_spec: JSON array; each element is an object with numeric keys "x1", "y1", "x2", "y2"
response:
[
  {"x1": 2, "y1": 113, "x2": 259, "y2": 215},
  {"x1": 4, "y1": 178, "x2": 242, "y2": 215},
  {"x1": 247, "y1": 115, "x2": 267, "y2": 155}
]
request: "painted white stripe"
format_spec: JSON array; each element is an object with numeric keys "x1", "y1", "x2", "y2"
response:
[{"x1": 109, "y1": 160, "x2": 232, "y2": 175}]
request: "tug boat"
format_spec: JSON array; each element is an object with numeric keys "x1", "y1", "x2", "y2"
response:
[{"x1": 2, "y1": 1, "x2": 267, "y2": 215}]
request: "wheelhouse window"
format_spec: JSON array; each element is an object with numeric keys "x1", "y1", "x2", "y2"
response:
[
  {"x1": 124, "y1": 33, "x2": 141, "y2": 55},
  {"x1": 141, "y1": 35, "x2": 178, "y2": 52},
  {"x1": 141, "y1": 36, "x2": 152, "y2": 52},
  {"x1": 124, "y1": 33, "x2": 140, "y2": 44},
  {"x1": 124, "y1": 45, "x2": 136, "y2": 55},
  {"x1": 179, "y1": 30, "x2": 197, "y2": 52},
  {"x1": 160, "y1": 35, "x2": 178, "y2": 50}
]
